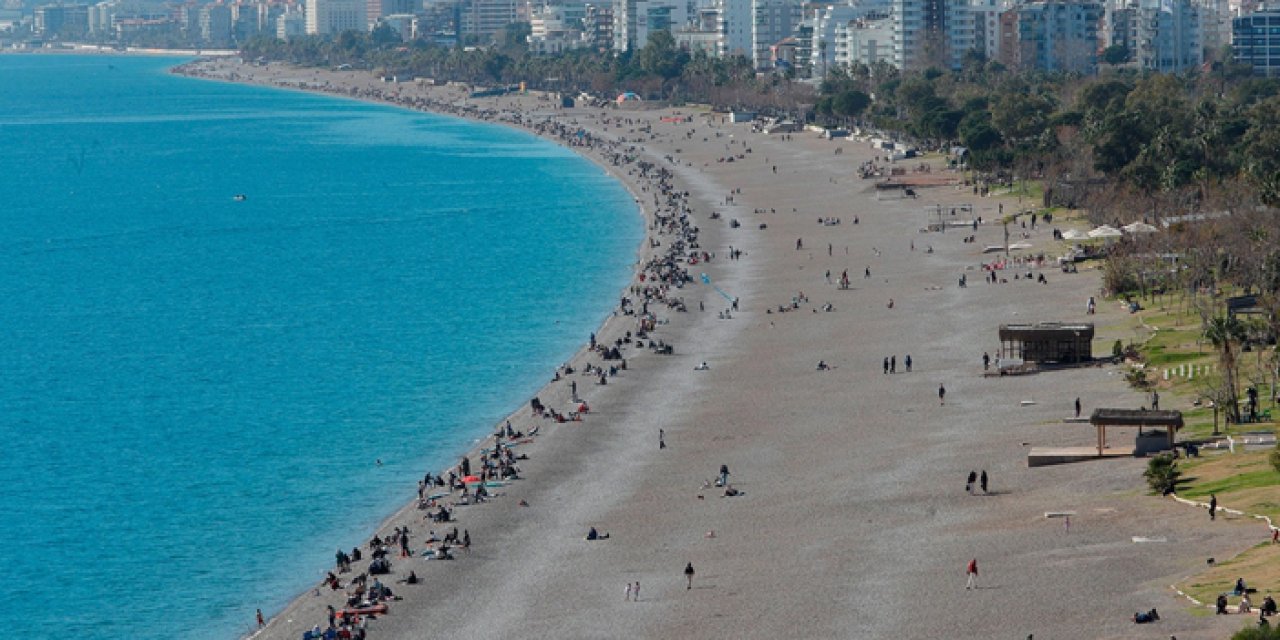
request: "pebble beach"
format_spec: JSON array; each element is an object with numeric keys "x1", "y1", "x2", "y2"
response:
[{"x1": 178, "y1": 58, "x2": 1265, "y2": 639}]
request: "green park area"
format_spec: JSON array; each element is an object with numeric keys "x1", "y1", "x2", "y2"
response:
[{"x1": 1116, "y1": 286, "x2": 1280, "y2": 624}]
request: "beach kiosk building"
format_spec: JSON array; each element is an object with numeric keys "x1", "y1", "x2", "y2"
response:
[{"x1": 998, "y1": 322, "x2": 1094, "y2": 364}]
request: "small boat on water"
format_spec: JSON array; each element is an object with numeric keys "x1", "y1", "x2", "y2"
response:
[{"x1": 233, "y1": 194, "x2": 247, "y2": 201}]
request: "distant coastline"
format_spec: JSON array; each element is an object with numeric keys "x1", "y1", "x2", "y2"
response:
[{"x1": 1, "y1": 43, "x2": 236, "y2": 56}]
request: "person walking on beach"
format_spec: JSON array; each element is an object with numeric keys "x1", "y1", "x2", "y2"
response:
[
  {"x1": 966, "y1": 471, "x2": 977, "y2": 494},
  {"x1": 980, "y1": 470, "x2": 989, "y2": 494},
  {"x1": 983, "y1": 352, "x2": 990, "y2": 371},
  {"x1": 634, "y1": 581, "x2": 641, "y2": 601},
  {"x1": 685, "y1": 562, "x2": 696, "y2": 589},
  {"x1": 939, "y1": 384, "x2": 947, "y2": 405},
  {"x1": 718, "y1": 464, "x2": 730, "y2": 486},
  {"x1": 625, "y1": 582, "x2": 633, "y2": 601},
  {"x1": 905, "y1": 355, "x2": 912, "y2": 372},
  {"x1": 1210, "y1": 494, "x2": 1218, "y2": 521},
  {"x1": 966, "y1": 558, "x2": 978, "y2": 589},
  {"x1": 1075, "y1": 397, "x2": 1081, "y2": 418},
  {"x1": 257, "y1": 609, "x2": 265, "y2": 629},
  {"x1": 890, "y1": 356, "x2": 896, "y2": 374},
  {"x1": 883, "y1": 357, "x2": 889, "y2": 375},
  {"x1": 659, "y1": 428, "x2": 666, "y2": 449}
]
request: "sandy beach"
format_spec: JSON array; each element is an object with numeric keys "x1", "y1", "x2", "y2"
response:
[{"x1": 179, "y1": 58, "x2": 1265, "y2": 639}]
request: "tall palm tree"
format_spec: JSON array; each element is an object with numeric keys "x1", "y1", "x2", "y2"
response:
[{"x1": 1204, "y1": 314, "x2": 1247, "y2": 424}]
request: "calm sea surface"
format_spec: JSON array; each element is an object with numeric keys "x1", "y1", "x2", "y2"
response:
[{"x1": 0, "y1": 55, "x2": 641, "y2": 639}]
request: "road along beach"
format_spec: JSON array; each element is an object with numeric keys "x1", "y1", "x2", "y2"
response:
[{"x1": 180, "y1": 59, "x2": 1262, "y2": 639}]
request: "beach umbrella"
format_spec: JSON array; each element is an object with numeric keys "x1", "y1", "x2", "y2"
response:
[
  {"x1": 1061, "y1": 229, "x2": 1088, "y2": 240},
  {"x1": 1088, "y1": 225, "x2": 1123, "y2": 239},
  {"x1": 462, "y1": 475, "x2": 482, "y2": 484},
  {"x1": 1123, "y1": 221, "x2": 1158, "y2": 234}
]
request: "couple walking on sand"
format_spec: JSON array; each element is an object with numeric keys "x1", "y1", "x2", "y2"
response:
[{"x1": 965, "y1": 470, "x2": 988, "y2": 494}]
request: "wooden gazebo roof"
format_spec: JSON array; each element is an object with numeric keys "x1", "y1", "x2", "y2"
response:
[
  {"x1": 1089, "y1": 408, "x2": 1184, "y2": 428},
  {"x1": 1086, "y1": 408, "x2": 1183, "y2": 456},
  {"x1": 998, "y1": 322, "x2": 1095, "y2": 340}
]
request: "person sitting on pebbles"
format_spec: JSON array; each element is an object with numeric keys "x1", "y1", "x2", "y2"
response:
[
  {"x1": 586, "y1": 527, "x2": 610, "y2": 541},
  {"x1": 1132, "y1": 608, "x2": 1159, "y2": 624}
]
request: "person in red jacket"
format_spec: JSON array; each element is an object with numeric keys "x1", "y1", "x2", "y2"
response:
[{"x1": 966, "y1": 559, "x2": 978, "y2": 590}]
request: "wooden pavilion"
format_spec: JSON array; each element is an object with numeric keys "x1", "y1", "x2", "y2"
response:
[{"x1": 1089, "y1": 408, "x2": 1183, "y2": 456}]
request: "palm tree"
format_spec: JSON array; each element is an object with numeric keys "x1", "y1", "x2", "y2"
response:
[{"x1": 1204, "y1": 314, "x2": 1247, "y2": 424}]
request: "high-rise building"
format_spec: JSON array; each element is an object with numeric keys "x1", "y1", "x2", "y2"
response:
[
  {"x1": 673, "y1": 6, "x2": 721, "y2": 55},
  {"x1": 1132, "y1": 0, "x2": 1201, "y2": 72},
  {"x1": 969, "y1": 0, "x2": 1003, "y2": 61},
  {"x1": 1194, "y1": 0, "x2": 1229, "y2": 52},
  {"x1": 1233, "y1": 8, "x2": 1280, "y2": 76},
  {"x1": 1106, "y1": 2, "x2": 1135, "y2": 57},
  {"x1": 611, "y1": 0, "x2": 687, "y2": 51},
  {"x1": 809, "y1": 0, "x2": 893, "y2": 73},
  {"x1": 34, "y1": 3, "x2": 90, "y2": 37},
  {"x1": 716, "y1": 0, "x2": 752, "y2": 57},
  {"x1": 231, "y1": 1, "x2": 260, "y2": 40},
  {"x1": 893, "y1": 0, "x2": 974, "y2": 69},
  {"x1": 528, "y1": 2, "x2": 593, "y2": 52},
  {"x1": 368, "y1": 0, "x2": 416, "y2": 27},
  {"x1": 1014, "y1": 0, "x2": 1102, "y2": 72},
  {"x1": 306, "y1": 0, "x2": 366, "y2": 33},
  {"x1": 199, "y1": 2, "x2": 232, "y2": 43},
  {"x1": 460, "y1": 0, "x2": 517, "y2": 39},
  {"x1": 584, "y1": 2, "x2": 613, "y2": 48},
  {"x1": 997, "y1": 6, "x2": 1017, "y2": 65},
  {"x1": 276, "y1": 6, "x2": 305, "y2": 37},
  {"x1": 792, "y1": 19, "x2": 813, "y2": 71},
  {"x1": 837, "y1": 6, "x2": 895, "y2": 66},
  {"x1": 751, "y1": 0, "x2": 800, "y2": 67},
  {"x1": 88, "y1": 0, "x2": 112, "y2": 33},
  {"x1": 415, "y1": 0, "x2": 462, "y2": 41}
]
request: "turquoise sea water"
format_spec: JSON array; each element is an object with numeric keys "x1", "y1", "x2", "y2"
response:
[{"x1": 0, "y1": 55, "x2": 640, "y2": 639}]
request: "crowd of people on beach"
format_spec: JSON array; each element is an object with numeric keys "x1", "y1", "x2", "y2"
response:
[{"x1": 181, "y1": 59, "x2": 725, "y2": 639}]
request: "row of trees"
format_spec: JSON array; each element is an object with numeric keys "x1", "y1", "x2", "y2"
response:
[
  {"x1": 241, "y1": 29, "x2": 816, "y2": 113},
  {"x1": 1104, "y1": 204, "x2": 1280, "y2": 425},
  {"x1": 813, "y1": 57, "x2": 1280, "y2": 210}
]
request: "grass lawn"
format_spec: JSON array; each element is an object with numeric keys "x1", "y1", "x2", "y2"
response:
[
  {"x1": 1119, "y1": 293, "x2": 1280, "y2": 617},
  {"x1": 1175, "y1": 541, "x2": 1280, "y2": 607},
  {"x1": 1178, "y1": 451, "x2": 1280, "y2": 522}
]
